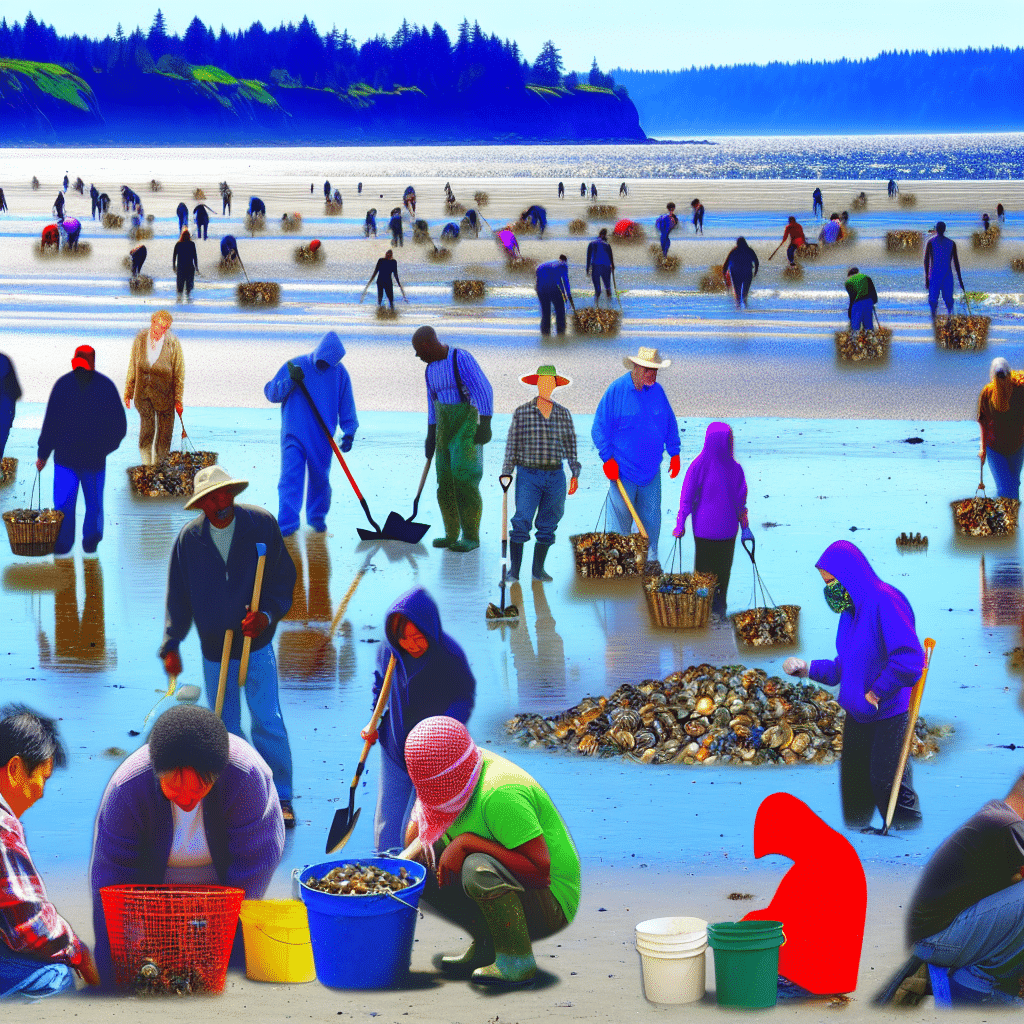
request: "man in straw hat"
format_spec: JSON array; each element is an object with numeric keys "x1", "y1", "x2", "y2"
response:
[
  {"x1": 978, "y1": 357, "x2": 1024, "y2": 500},
  {"x1": 502, "y1": 365, "x2": 580, "y2": 583},
  {"x1": 36, "y1": 345, "x2": 127, "y2": 556},
  {"x1": 399, "y1": 716, "x2": 580, "y2": 987},
  {"x1": 159, "y1": 464, "x2": 298, "y2": 827},
  {"x1": 592, "y1": 347, "x2": 681, "y2": 566}
]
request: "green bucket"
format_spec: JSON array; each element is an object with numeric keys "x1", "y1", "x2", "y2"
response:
[{"x1": 707, "y1": 920, "x2": 785, "y2": 1009}]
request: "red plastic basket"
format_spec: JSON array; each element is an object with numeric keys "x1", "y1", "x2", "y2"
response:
[{"x1": 99, "y1": 884, "x2": 244, "y2": 994}]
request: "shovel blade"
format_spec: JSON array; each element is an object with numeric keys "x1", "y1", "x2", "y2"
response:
[
  {"x1": 326, "y1": 805, "x2": 361, "y2": 854},
  {"x1": 356, "y1": 527, "x2": 384, "y2": 541},
  {"x1": 381, "y1": 511, "x2": 430, "y2": 544}
]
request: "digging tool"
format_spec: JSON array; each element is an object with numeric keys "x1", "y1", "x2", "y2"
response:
[
  {"x1": 238, "y1": 542, "x2": 267, "y2": 690},
  {"x1": 381, "y1": 456, "x2": 432, "y2": 544},
  {"x1": 768, "y1": 239, "x2": 785, "y2": 261},
  {"x1": 882, "y1": 637, "x2": 936, "y2": 836},
  {"x1": 214, "y1": 629, "x2": 234, "y2": 719},
  {"x1": 487, "y1": 475, "x2": 519, "y2": 623},
  {"x1": 288, "y1": 367, "x2": 385, "y2": 539},
  {"x1": 615, "y1": 478, "x2": 649, "y2": 539},
  {"x1": 611, "y1": 267, "x2": 623, "y2": 310},
  {"x1": 142, "y1": 675, "x2": 177, "y2": 728},
  {"x1": 326, "y1": 653, "x2": 397, "y2": 854},
  {"x1": 235, "y1": 250, "x2": 252, "y2": 284}
]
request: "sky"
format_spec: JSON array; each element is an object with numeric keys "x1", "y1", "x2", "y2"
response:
[{"x1": 7, "y1": 0, "x2": 1021, "y2": 72}]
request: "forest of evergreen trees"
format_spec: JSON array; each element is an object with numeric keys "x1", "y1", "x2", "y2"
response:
[{"x1": 0, "y1": 11, "x2": 625, "y2": 97}]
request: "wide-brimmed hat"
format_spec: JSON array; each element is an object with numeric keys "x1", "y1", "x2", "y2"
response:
[
  {"x1": 623, "y1": 346, "x2": 671, "y2": 371},
  {"x1": 521, "y1": 364, "x2": 571, "y2": 388},
  {"x1": 185, "y1": 464, "x2": 249, "y2": 510}
]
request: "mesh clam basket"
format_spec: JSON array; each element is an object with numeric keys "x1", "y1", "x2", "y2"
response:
[
  {"x1": 570, "y1": 497, "x2": 648, "y2": 579},
  {"x1": 643, "y1": 542, "x2": 716, "y2": 628},
  {"x1": 126, "y1": 417, "x2": 217, "y2": 497},
  {"x1": 730, "y1": 537, "x2": 800, "y2": 646},
  {"x1": 100, "y1": 884, "x2": 244, "y2": 994},
  {"x1": 2, "y1": 472, "x2": 63, "y2": 556},
  {"x1": 933, "y1": 296, "x2": 990, "y2": 351},
  {"x1": 0, "y1": 457, "x2": 16, "y2": 487},
  {"x1": 951, "y1": 469, "x2": 1019, "y2": 537}
]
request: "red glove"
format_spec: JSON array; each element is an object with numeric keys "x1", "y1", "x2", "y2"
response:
[
  {"x1": 241, "y1": 609, "x2": 270, "y2": 639},
  {"x1": 360, "y1": 727, "x2": 379, "y2": 744},
  {"x1": 603, "y1": 458, "x2": 619, "y2": 481},
  {"x1": 669, "y1": 454, "x2": 681, "y2": 478}
]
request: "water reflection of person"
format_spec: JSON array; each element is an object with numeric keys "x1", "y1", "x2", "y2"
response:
[
  {"x1": 979, "y1": 554, "x2": 1024, "y2": 628},
  {"x1": 38, "y1": 557, "x2": 112, "y2": 671},
  {"x1": 278, "y1": 532, "x2": 336, "y2": 689},
  {"x1": 507, "y1": 582, "x2": 567, "y2": 709}
]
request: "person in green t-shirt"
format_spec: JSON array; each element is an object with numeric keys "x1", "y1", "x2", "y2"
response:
[{"x1": 399, "y1": 716, "x2": 580, "y2": 987}]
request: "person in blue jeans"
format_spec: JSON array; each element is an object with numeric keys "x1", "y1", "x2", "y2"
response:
[
  {"x1": 722, "y1": 237, "x2": 760, "y2": 309},
  {"x1": 844, "y1": 267, "x2": 879, "y2": 331},
  {"x1": 364, "y1": 208, "x2": 378, "y2": 237},
  {"x1": 36, "y1": 346, "x2": 127, "y2": 555},
  {"x1": 585, "y1": 229, "x2": 615, "y2": 306},
  {"x1": 175, "y1": 201, "x2": 188, "y2": 232},
  {"x1": 656, "y1": 204, "x2": 679, "y2": 256},
  {"x1": 160, "y1": 464, "x2": 297, "y2": 827},
  {"x1": 503, "y1": 365, "x2": 580, "y2": 582},
  {"x1": 978, "y1": 357, "x2": 1024, "y2": 500},
  {"x1": 924, "y1": 221, "x2": 965, "y2": 318},
  {"x1": 812, "y1": 187, "x2": 824, "y2": 218},
  {"x1": 535, "y1": 256, "x2": 573, "y2": 335}
]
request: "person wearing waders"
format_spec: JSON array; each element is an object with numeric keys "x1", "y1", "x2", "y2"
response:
[
  {"x1": 691, "y1": 198, "x2": 704, "y2": 234},
  {"x1": 36, "y1": 345, "x2": 127, "y2": 556},
  {"x1": 332, "y1": 189, "x2": 342, "y2": 206},
  {"x1": 656, "y1": 207, "x2": 679, "y2": 257},
  {"x1": 221, "y1": 187, "x2": 231, "y2": 215},
  {"x1": 558, "y1": 182, "x2": 565, "y2": 198},
  {"x1": 812, "y1": 187, "x2": 824, "y2": 218},
  {"x1": 389, "y1": 209, "x2": 404, "y2": 247},
  {"x1": 175, "y1": 201, "x2": 188, "y2": 233},
  {"x1": 220, "y1": 234, "x2": 238, "y2": 263},
  {"x1": 404, "y1": 186, "x2": 416, "y2": 215},
  {"x1": 247, "y1": 196, "x2": 266, "y2": 219},
  {"x1": 399, "y1": 716, "x2": 580, "y2": 987},
  {"x1": 0, "y1": 352, "x2": 21, "y2": 460},
  {"x1": 364, "y1": 208, "x2": 378, "y2": 238},
  {"x1": 502, "y1": 365, "x2": 580, "y2": 583},
  {"x1": 781, "y1": 215, "x2": 806, "y2": 266},
  {"x1": 592, "y1": 346, "x2": 681, "y2": 567},
  {"x1": 89, "y1": 184, "x2": 99, "y2": 219},
  {"x1": 673, "y1": 422, "x2": 753, "y2": 621},
  {"x1": 784, "y1": 539, "x2": 924, "y2": 831},
  {"x1": 323, "y1": 180, "x2": 331, "y2": 200},
  {"x1": 620, "y1": 182, "x2": 628, "y2": 197},
  {"x1": 888, "y1": 179, "x2": 899, "y2": 198},
  {"x1": 977, "y1": 357, "x2": 1024, "y2": 501},
  {"x1": 160, "y1": 464, "x2": 297, "y2": 826},
  {"x1": 535, "y1": 256, "x2": 573, "y2": 335},
  {"x1": 172, "y1": 228, "x2": 198, "y2": 302},
  {"x1": 441, "y1": 222, "x2": 460, "y2": 242},
  {"x1": 263, "y1": 331, "x2": 358, "y2": 536},
  {"x1": 997, "y1": 203, "x2": 1006, "y2": 223},
  {"x1": 359, "y1": 589, "x2": 476, "y2": 853},
  {"x1": 358, "y1": 181, "x2": 362, "y2": 194},
  {"x1": 52, "y1": 192, "x2": 65, "y2": 219},
  {"x1": 521, "y1": 205, "x2": 547, "y2": 237},
  {"x1": 924, "y1": 221, "x2": 965, "y2": 319},
  {"x1": 413, "y1": 325, "x2": 493, "y2": 552},
  {"x1": 580, "y1": 182, "x2": 586, "y2": 197},
  {"x1": 193, "y1": 203, "x2": 213, "y2": 241},
  {"x1": 722, "y1": 237, "x2": 759, "y2": 309},
  {"x1": 845, "y1": 267, "x2": 879, "y2": 332},
  {"x1": 98, "y1": 193, "x2": 110, "y2": 215},
  {"x1": 128, "y1": 244, "x2": 147, "y2": 279},
  {"x1": 586, "y1": 228, "x2": 615, "y2": 307},
  {"x1": 499, "y1": 229, "x2": 520, "y2": 260},
  {"x1": 364, "y1": 249, "x2": 407, "y2": 310}
]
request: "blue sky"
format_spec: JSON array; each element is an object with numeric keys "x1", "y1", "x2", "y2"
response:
[{"x1": 8, "y1": 0, "x2": 1021, "y2": 72}]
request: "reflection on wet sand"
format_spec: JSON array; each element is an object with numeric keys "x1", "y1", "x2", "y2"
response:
[
  {"x1": 979, "y1": 554, "x2": 1024, "y2": 628},
  {"x1": 507, "y1": 581, "x2": 570, "y2": 711},
  {"x1": 279, "y1": 531, "x2": 336, "y2": 689}
]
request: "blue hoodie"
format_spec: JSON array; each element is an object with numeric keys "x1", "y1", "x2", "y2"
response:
[
  {"x1": 263, "y1": 332, "x2": 358, "y2": 462},
  {"x1": 372, "y1": 588, "x2": 476, "y2": 765},
  {"x1": 809, "y1": 540, "x2": 924, "y2": 724}
]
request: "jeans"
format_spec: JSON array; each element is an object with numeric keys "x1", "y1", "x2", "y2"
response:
[
  {"x1": 0, "y1": 945, "x2": 75, "y2": 999},
  {"x1": 53, "y1": 463, "x2": 105, "y2": 555},
  {"x1": 591, "y1": 267, "x2": 611, "y2": 301},
  {"x1": 195, "y1": 219, "x2": 208, "y2": 240},
  {"x1": 786, "y1": 242, "x2": 800, "y2": 264},
  {"x1": 176, "y1": 267, "x2": 195, "y2": 296},
  {"x1": 373, "y1": 744, "x2": 416, "y2": 853},
  {"x1": 840, "y1": 713, "x2": 921, "y2": 829},
  {"x1": 850, "y1": 298, "x2": 874, "y2": 331},
  {"x1": 377, "y1": 279, "x2": 395, "y2": 308},
  {"x1": 986, "y1": 447, "x2": 1024, "y2": 500},
  {"x1": 731, "y1": 273, "x2": 752, "y2": 307},
  {"x1": 606, "y1": 474, "x2": 662, "y2": 562},
  {"x1": 537, "y1": 285, "x2": 566, "y2": 334},
  {"x1": 813, "y1": 199, "x2": 823, "y2": 218},
  {"x1": 914, "y1": 881, "x2": 1024, "y2": 1002},
  {"x1": 278, "y1": 441, "x2": 331, "y2": 535},
  {"x1": 659, "y1": 232, "x2": 671, "y2": 256},
  {"x1": 929, "y1": 273, "x2": 954, "y2": 315},
  {"x1": 201, "y1": 644, "x2": 293, "y2": 800},
  {"x1": 511, "y1": 467, "x2": 567, "y2": 545}
]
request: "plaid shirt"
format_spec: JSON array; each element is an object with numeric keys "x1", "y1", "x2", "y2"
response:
[
  {"x1": 0, "y1": 794, "x2": 82, "y2": 963},
  {"x1": 502, "y1": 398, "x2": 581, "y2": 478}
]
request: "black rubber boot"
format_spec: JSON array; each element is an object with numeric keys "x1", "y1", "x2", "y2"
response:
[
  {"x1": 508, "y1": 542, "x2": 524, "y2": 581},
  {"x1": 532, "y1": 543, "x2": 553, "y2": 582}
]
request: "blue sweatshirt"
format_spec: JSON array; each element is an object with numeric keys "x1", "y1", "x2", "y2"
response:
[
  {"x1": 37, "y1": 369, "x2": 127, "y2": 471},
  {"x1": 536, "y1": 260, "x2": 572, "y2": 300},
  {"x1": 586, "y1": 238, "x2": 614, "y2": 271},
  {"x1": 591, "y1": 373, "x2": 681, "y2": 486},
  {"x1": 264, "y1": 331, "x2": 358, "y2": 461}
]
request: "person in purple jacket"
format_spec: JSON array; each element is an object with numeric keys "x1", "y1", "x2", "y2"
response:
[
  {"x1": 89, "y1": 705, "x2": 284, "y2": 988},
  {"x1": 359, "y1": 587, "x2": 476, "y2": 854},
  {"x1": 784, "y1": 540, "x2": 925, "y2": 831},
  {"x1": 672, "y1": 422, "x2": 753, "y2": 621}
]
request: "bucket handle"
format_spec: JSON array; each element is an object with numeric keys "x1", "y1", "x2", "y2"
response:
[
  {"x1": 383, "y1": 889, "x2": 424, "y2": 919},
  {"x1": 251, "y1": 922, "x2": 313, "y2": 947},
  {"x1": 292, "y1": 866, "x2": 423, "y2": 918}
]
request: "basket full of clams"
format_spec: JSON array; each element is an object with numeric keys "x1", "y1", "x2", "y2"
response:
[
  {"x1": 644, "y1": 570, "x2": 717, "y2": 629},
  {"x1": 570, "y1": 531, "x2": 648, "y2": 579}
]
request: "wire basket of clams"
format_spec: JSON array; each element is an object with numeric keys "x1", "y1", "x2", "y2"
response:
[
  {"x1": 237, "y1": 282, "x2": 280, "y2": 306},
  {"x1": 933, "y1": 313, "x2": 989, "y2": 351},
  {"x1": 898, "y1": 192, "x2": 917, "y2": 207},
  {"x1": 3, "y1": 476, "x2": 63, "y2": 556},
  {"x1": 972, "y1": 226, "x2": 1000, "y2": 250},
  {"x1": 570, "y1": 529, "x2": 648, "y2": 579},
  {"x1": 587, "y1": 204, "x2": 618, "y2": 220},
  {"x1": 0, "y1": 457, "x2": 16, "y2": 487},
  {"x1": 886, "y1": 230, "x2": 922, "y2": 254},
  {"x1": 573, "y1": 308, "x2": 621, "y2": 335},
  {"x1": 453, "y1": 280, "x2": 485, "y2": 299},
  {"x1": 732, "y1": 605, "x2": 801, "y2": 647},
  {"x1": 569, "y1": 218, "x2": 589, "y2": 235},
  {"x1": 644, "y1": 568, "x2": 717, "y2": 629},
  {"x1": 835, "y1": 327, "x2": 892, "y2": 362},
  {"x1": 280, "y1": 213, "x2": 303, "y2": 233},
  {"x1": 896, "y1": 531, "x2": 929, "y2": 551},
  {"x1": 699, "y1": 265, "x2": 728, "y2": 293},
  {"x1": 127, "y1": 445, "x2": 218, "y2": 498},
  {"x1": 951, "y1": 476, "x2": 1019, "y2": 536}
]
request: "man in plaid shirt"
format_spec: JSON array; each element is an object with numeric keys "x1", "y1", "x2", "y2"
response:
[
  {"x1": 503, "y1": 365, "x2": 580, "y2": 582},
  {"x1": 0, "y1": 705, "x2": 99, "y2": 997}
]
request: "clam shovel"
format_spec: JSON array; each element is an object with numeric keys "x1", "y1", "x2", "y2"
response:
[{"x1": 487, "y1": 474, "x2": 519, "y2": 624}]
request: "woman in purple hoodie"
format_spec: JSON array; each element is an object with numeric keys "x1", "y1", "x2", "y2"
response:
[
  {"x1": 673, "y1": 422, "x2": 753, "y2": 620},
  {"x1": 784, "y1": 540, "x2": 924, "y2": 830}
]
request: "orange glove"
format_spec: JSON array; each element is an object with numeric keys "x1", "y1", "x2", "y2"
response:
[
  {"x1": 603, "y1": 458, "x2": 619, "y2": 481},
  {"x1": 163, "y1": 650, "x2": 183, "y2": 676},
  {"x1": 175, "y1": 401, "x2": 184, "y2": 416},
  {"x1": 568, "y1": 477, "x2": 578, "y2": 495},
  {"x1": 669, "y1": 454, "x2": 681, "y2": 478}
]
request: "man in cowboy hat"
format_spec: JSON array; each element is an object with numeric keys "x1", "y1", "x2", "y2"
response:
[
  {"x1": 502, "y1": 365, "x2": 580, "y2": 583},
  {"x1": 159, "y1": 464, "x2": 298, "y2": 827},
  {"x1": 592, "y1": 347, "x2": 681, "y2": 566},
  {"x1": 36, "y1": 345, "x2": 127, "y2": 556}
]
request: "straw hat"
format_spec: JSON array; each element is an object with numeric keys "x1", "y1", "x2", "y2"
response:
[
  {"x1": 623, "y1": 346, "x2": 671, "y2": 371},
  {"x1": 185, "y1": 464, "x2": 249, "y2": 510},
  {"x1": 521, "y1": 364, "x2": 571, "y2": 388}
]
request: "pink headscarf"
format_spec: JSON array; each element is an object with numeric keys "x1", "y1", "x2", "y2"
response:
[{"x1": 407, "y1": 717, "x2": 483, "y2": 868}]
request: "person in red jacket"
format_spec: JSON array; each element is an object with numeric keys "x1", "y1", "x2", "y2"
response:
[{"x1": 781, "y1": 216, "x2": 806, "y2": 266}]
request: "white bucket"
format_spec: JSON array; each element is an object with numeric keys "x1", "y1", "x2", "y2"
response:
[
  {"x1": 636, "y1": 916, "x2": 708, "y2": 950},
  {"x1": 636, "y1": 942, "x2": 707, "y2": 1004}
]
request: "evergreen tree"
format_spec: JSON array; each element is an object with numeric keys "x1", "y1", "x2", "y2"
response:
[
  {"x1": 22, "y1": 12, "x2": 49, "y2": 61},
  {"x1": 532, "y1": 40, "x2": 563, "y2": 86},
  {"x1": 147, "y1": 9, "x2": 168, "y2": 59},
  {"x1": 183, "y1": 17, "x2": 208, "y2": 65}
]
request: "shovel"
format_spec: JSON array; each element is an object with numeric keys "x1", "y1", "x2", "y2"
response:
[
  {"x1": 326, "y1": 653, "x2": 397, "y2": 854},
  {"x1": 487, "y1": 474, "x2": 519, "y2": 623},
  {"x1": 381, "y1": 457, "x2": 432, "y2": 544},
  {"x1": 142, "y1": 674, "x2": 177, "y2": 729},
  {"x1": 615, "y1": 477, "x2": 649, "y2": 539}
]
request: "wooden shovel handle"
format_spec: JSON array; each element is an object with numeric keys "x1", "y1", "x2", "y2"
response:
[
  {"x1": 238, "y1": 553, "x2": 267, "y2": 689},
  {"x1": 215, "y1": 630, "x2": 234, "y2": 718},
  {"x1": 351, "y1": 654, "x2": 397, "y2": 788},
  {"x1": 615, "y1": 478, "x2": 648, "y2": 539}
]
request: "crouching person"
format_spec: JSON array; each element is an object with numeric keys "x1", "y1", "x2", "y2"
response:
[
  {"x1": 399, "y1": 716, "x2": 579, "y2": 987},
  {"x1": 89, "y1": 705, "x2": 285, "y2": 988},
  {"x1": 0, "y1": 704, "x2": 100, "y2": 997}
]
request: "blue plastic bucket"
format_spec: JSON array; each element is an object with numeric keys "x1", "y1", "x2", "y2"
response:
[{"x1": 297, "y1": 858, "x2": 427, "y2": 989}]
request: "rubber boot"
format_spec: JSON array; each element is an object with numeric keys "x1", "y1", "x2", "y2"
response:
[
  {"x1": 470, "y1": 891, "x2": 537, "y2": 986},
  {"x1": 433, "y1": 485, "x2": 462, "y2": 548},
  {"x1": 532, "y1": 543, "x2": 553, "y2": 582},
  {"x1": 507, "y1": 542, "x2": 524, "y2": 582},
  {"x1": 440, "y1": 912, "x2": 496, "y2": 975}
]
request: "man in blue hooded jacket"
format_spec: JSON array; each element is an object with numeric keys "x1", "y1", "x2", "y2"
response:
[
  {"x1": 263, "y1": 332, "x2": 358, "y2": 537},
  {"x1": 521, "y1": 205, "x2": 547, "y2": 237},
  {"x1": 360, "y1": 587, "x2": 476, "y2": 852}
]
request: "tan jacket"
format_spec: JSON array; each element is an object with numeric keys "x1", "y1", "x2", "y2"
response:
[{"x1": 125, "y1": 329, "x2": 184, "y2": 409}]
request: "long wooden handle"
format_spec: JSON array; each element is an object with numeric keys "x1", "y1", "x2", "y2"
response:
[
  {"x1": 351, "y1": 655, "x2": 396, "y2": 787},
  {"x1": 215, "y1": 630, "x2": 234, "y2": 718},
  {"x1": 615, "y1": 478, "x2": 649, "y2": 539},
  {"x1": 327, "y1": 566, "x2": 367, "y2": 642},
  {"x1": 238, "y1": 553, "x2": 267, "y2": 689},
  {"x1": 884, "y1": 638, "x2": 936, "y2": 830}
]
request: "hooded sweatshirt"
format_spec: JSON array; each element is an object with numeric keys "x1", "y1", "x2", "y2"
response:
[
  {"x1": 675, "y1": 422, "x2": 748, "y2": 539},
  {"x1": 263, "y1": 332, "x2": 358, "y2": 462},
  {"x1": 809, "y1": 540, "x2": 924, "y2": 723},
  {"x1": 372, "y1": 588, "x2": 476, "y2": 765}
]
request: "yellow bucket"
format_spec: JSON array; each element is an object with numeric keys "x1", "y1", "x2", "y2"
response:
[{"x1": 238, "y1": 899, "x2": 316, "y2": 983}]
